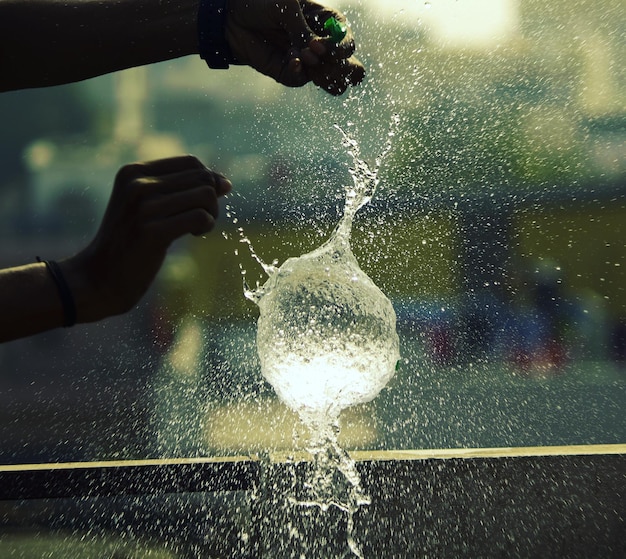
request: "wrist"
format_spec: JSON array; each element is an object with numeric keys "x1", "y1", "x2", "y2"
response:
[
  {"x1": 197, "y1": 0, "x2": 236, "y2": 68},
  {"x1": 58, "y1": 253, "x2": 109, "y2": 325},
  {"x1": 37, "y1": 258, "x2": 77, "y2": 328}
]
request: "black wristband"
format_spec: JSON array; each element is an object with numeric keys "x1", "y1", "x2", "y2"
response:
[
  {"x1": 37, "y1": 257, "x2": 77, "y2": 328},
  {"x1": 198, "y1": 0, "x2": 235, "y2": 69}
]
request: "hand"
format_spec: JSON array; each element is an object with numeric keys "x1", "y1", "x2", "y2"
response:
[
  {"x1": 63, "y1": 155, "x2": 232, "y2": 322},
  {"x1": 226, "y1": 0, "x2": 365, "y2": 95}
]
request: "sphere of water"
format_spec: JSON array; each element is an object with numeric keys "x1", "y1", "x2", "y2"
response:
[{"x1": 254, "y1": 239, "x2": 400, "y2": 421}]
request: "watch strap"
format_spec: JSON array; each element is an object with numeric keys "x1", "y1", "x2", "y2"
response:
[{"x1": 198, "y1": 0, "x2": 235, "y2": 69}]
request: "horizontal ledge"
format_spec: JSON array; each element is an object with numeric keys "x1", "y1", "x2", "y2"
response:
[
  {"x1": 268, "y1": 443, "x2": 626, "y2": 464},
  {"x1": 1, "y1": 444, "x2": 625, "y2": 500},
  {"x1": 349, "y1": 443, "x2": 626, "y2": 462},
  {"x1": 3, "y1": 444, "x2": 624, "y2": 473},
  {"x1": 0, "y1": 455, "x2": 255, "y2": 473},
  {"x1": 0, "y1": 456, "x2": 259, "y2": 501}
]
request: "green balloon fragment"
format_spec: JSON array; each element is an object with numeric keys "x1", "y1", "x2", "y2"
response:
[{"x1": 324, "y1": 17, "x2": 347, "y2": 43}]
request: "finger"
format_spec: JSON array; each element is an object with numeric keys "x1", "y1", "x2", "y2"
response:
[
  {"x1": 139, "y1": 185, "x2": 220, "y2": 224},
  {"x1": 308, "y1": 56, "x2": 365, "y2": 95},
  {"x1": 136, "y1": 168, "x2": 232, "y2": 198},
  {"x1": 347, "y1": 57, "x2": 366, "y2": 86},
  {"x1": 300, "y1": 0, "x2": 335, "y2": 34},
  {"x1": 120, "y1": 155, "x2": 206, "y2": 180},
  {"x1": 309, "y1": 34, "x2": 356, "y2": 61},
  {"x1": 300, "y1": 1, "x2": 355, "y2": 59},
  {"x1": 256, "y1": 47, "x2": 309, "y2": 88},
  {"x1": 280, "y1": 56, "x2": 310, "y2": 88},
  {"x1": 114, "y1": 155, "x2": 227, "y2": 200},
  {"x1": 146, "y1": 208, "x2": 217, "y2": 246}
]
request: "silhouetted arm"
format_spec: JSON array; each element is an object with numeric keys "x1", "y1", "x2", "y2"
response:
[
  {"x1": 0, "y1": 0, "x2": 199, "y2": 91},
  {"x1": 0, "y1": 0, "x2": 364, "y2": 94},
  {"x1": 0, "y1": 155, "x2": 231, "y2": 343}
]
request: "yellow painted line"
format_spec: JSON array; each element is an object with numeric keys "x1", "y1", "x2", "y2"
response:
[
  {"x1": 2, "y1": 444, "x2": 625, "y2": 472},
  {"x1": 0, "y1": 455, "x2": 258, "y2": 473},
  {"x1": 350, "y1": 444, "x2": 626, "y2": 462}
]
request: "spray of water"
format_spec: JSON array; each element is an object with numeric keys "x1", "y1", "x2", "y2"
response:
[{"x1": 239, "y1": 116, "x2": 400, "y2": 557}]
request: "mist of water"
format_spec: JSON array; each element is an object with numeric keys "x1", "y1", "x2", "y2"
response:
[{"x1": 240, "y1": 117, "x2": 400, "y2": 557}]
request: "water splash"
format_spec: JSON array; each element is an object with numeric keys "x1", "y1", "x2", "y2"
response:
[
  {"x1": 293, "y1": 418, "x2": 372, "y2": 558},
  {"x1": 243, "y1": 116, "x2": 400, "y2": 556}
]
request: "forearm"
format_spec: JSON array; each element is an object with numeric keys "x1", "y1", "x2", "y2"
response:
[
  {"x1": 0, "y1": 262, "x2": 69, "y2": 342},
  {"x1": 0, "y1": 257, "x2": 116, "y2": 342},
  {"x1": 0, "y1": 0, "x2": 200, "y2": 91}
]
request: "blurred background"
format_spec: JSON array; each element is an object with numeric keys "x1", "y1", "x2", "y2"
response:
[{"x1": 0, "y1": 0, "x2": 625, "y2": 465}]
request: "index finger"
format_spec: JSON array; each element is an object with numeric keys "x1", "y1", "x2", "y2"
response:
[
  {"x1": 133, "y1": 155, "x2": 207, "y2": 176},
  {"x1": 309, "y1": 34, "x2": 356, "y2": 61}
]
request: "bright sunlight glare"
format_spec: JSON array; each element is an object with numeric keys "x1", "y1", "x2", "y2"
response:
[{"x1": 368, "y1": 0, "x2": 519, "y2": 47}]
